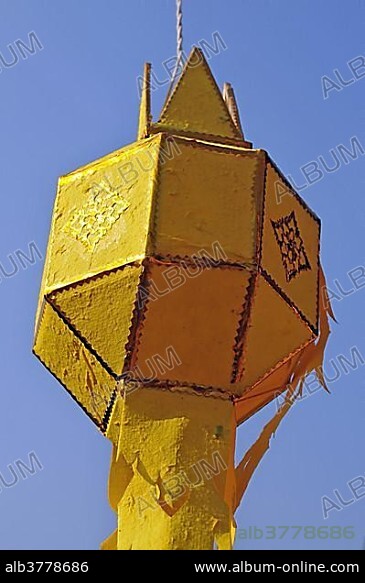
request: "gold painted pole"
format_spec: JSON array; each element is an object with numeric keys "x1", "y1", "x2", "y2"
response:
[{"x1": 102, "y1": 388, "x2": 236, "y2": 550}]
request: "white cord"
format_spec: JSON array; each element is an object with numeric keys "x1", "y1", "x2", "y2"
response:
[{"x1": 165, "y1": 0, "x2": 184, "y2": 102}]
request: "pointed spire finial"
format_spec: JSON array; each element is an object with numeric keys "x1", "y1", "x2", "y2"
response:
[{"x1": 223, "y1": 82, "x2": 244, "y2": 138}]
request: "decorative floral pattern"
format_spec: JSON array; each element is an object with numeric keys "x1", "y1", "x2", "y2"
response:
[
  {"x1": 64, "y1": 181, "x2": 129, "y2": 251},
  {"x1": 271, "y1": 211, "x2": 311, "y2": 282}
]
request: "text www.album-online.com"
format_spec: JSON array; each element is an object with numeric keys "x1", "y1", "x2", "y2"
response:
[{"x1": 194, "y1": 561, "x2": 360, "y2": 574}]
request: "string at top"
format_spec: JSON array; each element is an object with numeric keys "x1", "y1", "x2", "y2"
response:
[
  {"x1": 165, "y1": 0, "x2": 184, "y2": 102},
  {"x1": 176, "y1": 0, "x2": 183, "y2": 68}
]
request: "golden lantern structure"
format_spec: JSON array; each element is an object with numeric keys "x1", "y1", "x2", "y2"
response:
[{"x1": 33, "y1": 48, "x2": 333, "y2": 550}]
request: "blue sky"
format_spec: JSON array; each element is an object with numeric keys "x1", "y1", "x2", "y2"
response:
[{"x1": 0, "y1": 0, "x2": 364, "y2": 550}]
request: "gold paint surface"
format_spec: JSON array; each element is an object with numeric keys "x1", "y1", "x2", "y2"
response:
[
  {"x1": 152, "y1": 137, "x2": 265, "y2": 263},
  {"x1": 43, "y1": 135, "x2": 161, "y2": 294},
  {"x1": 261, "y1": 161, "x2": 320, "y2": 330},
  {"x1": 234, "y1": 356, "x2": 300, "y2": 424},
  {"x1": 138, "y1": 63, "x2": 151, "y2": 140},
  {"x1": 63, "y1": 181, "x2": 129, "y2": 252},
  {"x1": 158, "y1": 48, "x2": 241, "y2": 140},
  {"x1": 49, "y1": 264, "x2": 143, "y2": 377},
  {"x1": 105, "y1": 388, "x2": 235, "y2": 550},
  {"x1": 132, "y1": 264, "x2": 251, "y2": 388},
  {"x1": 34, "y1": 301, "x2": 115, "y2": 427},
  {"x1": 238, "y1": 274, "x2": 314, "y2": 390}
]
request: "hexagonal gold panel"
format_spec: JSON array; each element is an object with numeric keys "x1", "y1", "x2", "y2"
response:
[
  {"x1": 151, "y1": 137, "x2": 265, "y2": 265},
  {"x1": 260, "y1": 160, "x2": 320, "y2": 332}
]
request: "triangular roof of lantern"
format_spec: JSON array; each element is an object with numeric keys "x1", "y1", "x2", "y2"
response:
[{"x1": 138, "y1": 47, "x2": 252, "y2": 148}]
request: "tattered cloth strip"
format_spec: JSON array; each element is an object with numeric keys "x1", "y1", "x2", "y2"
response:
[{"x1": 233, "y1": 265, "x2": 335, "y2": 514}]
